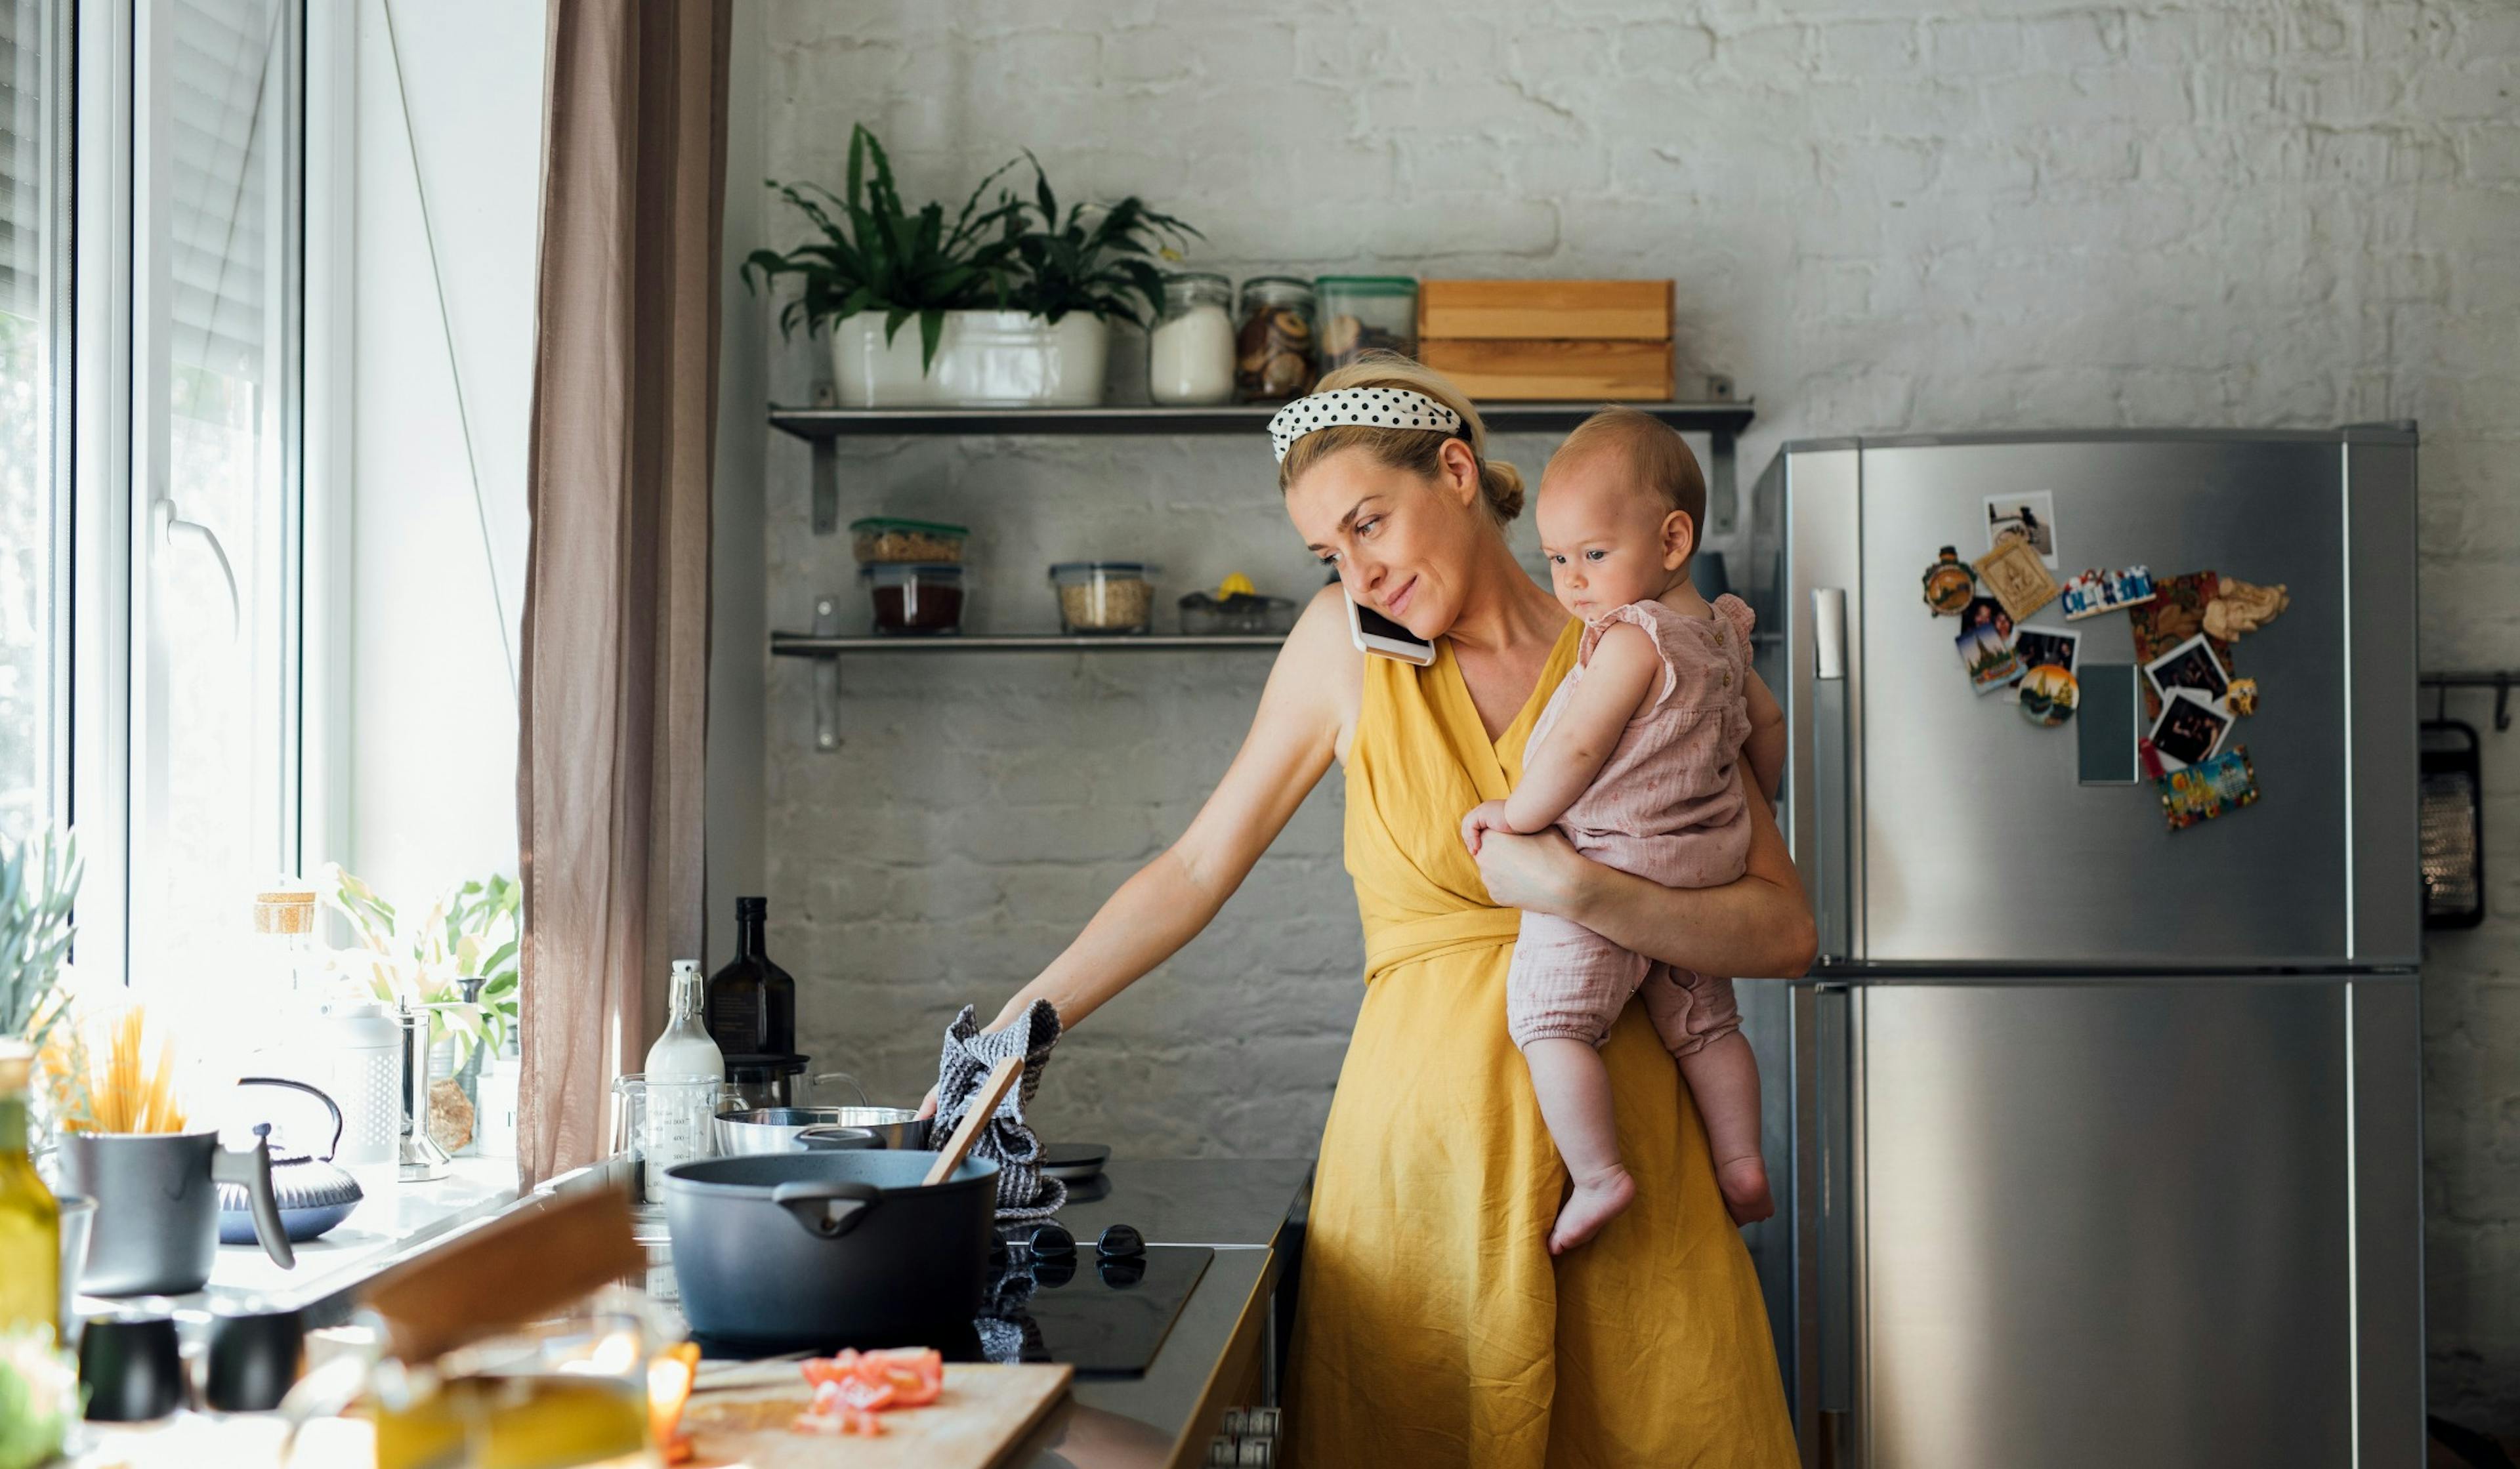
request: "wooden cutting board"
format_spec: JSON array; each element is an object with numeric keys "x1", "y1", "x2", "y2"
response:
[{"x1": 682, "y1": 1363, "x2": 1073, "y2": 1469}]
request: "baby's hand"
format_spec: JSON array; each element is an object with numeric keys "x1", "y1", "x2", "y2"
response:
[{"x1": 1460, "y1": 799, "x2": 1515, "y2": 855}]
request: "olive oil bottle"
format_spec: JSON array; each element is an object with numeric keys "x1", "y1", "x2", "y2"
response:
[{"x1": 0, "y1": 1040, "x2": 59, "y2": 1335}]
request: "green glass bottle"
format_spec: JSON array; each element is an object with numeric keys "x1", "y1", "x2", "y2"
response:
[{"x1": 0, "y1": 1041, "x2": 58, "y2": 1335}]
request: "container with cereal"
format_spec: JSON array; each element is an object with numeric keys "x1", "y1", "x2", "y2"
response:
[
  {"x1": 1050, "y1": 562, "x2": 1156, "y2": 635},
  {"x1": 850, "y1": 516, "x2": 969, "y2": 566}
]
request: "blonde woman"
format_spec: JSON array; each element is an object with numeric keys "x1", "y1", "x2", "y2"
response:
[{"x1": 946, "y1": 358, "x2": 1807, "y2": 1464}]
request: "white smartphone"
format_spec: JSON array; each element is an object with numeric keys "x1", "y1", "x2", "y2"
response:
[{"x1": 1346, "y1": 594, "x2": 1437, "y2": 666}]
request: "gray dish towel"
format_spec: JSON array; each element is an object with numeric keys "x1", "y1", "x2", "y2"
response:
[{"x1": 933, "y1": 999, "x2": 1065, "y2": 1221}]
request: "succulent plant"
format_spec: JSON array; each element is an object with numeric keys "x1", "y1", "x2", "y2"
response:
[{"x1": 0, "y1": 828, "x2": 79, "y2": 1048}]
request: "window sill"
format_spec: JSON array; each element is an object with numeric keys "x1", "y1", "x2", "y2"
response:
[{"x1": 74, "y1": 1157, "x2": 520, "y2": 1325}]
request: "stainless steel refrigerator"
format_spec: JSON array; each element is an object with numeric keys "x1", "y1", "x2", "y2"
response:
[{"x1": 1736, "y1": 426, "x2": 2423, "y2": 1469}]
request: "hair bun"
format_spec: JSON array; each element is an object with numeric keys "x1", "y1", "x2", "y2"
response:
[{"x1": 1480, "y1": 459, "x2": 1525, "y2": 522}]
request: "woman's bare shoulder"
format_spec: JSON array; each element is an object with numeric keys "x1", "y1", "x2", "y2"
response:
[{"x1": 1280, "y1": 583, "x2": 1366, "y2": 759}]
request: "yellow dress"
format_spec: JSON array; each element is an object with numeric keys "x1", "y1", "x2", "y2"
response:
[{"x1": 1286, "y1": 624, "x2": 1799, "y2": 1468}]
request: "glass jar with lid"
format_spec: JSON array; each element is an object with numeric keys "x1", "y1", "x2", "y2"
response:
[
  {"x1": 1050, "y1": 562, "x2": 1157, "y2": 635},
  {"x1": 1314, "y1": 276, "x2": 1419, "y2": 370},
  {"x1": 1234, "y1": 276, "x2": 1319, "y2": 402},
  {"x1": 1148, "y1": 272, "x2": 1236, "y2": 406}
]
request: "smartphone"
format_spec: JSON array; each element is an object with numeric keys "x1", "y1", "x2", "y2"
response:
[{"x1": 1347, "y1": 594, "x2": 1437, "y2": 666}]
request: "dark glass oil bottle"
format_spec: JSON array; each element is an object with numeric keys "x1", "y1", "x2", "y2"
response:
[{"x1": 704, "y1": 896, "x2": 795, "y2": 1061}]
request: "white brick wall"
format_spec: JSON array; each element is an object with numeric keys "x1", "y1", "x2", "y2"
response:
[{"x1": 749, "y1": 0, "x2": 2520, "y2": 1424}]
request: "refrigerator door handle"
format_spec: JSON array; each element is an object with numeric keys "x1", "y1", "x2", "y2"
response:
[
  {"x1": 1795, "y1": 980, "x2": 1859, "y2": 1466},
  {"x1": 1811, "y1": 589, "x2": 1853, "y2": 961}
]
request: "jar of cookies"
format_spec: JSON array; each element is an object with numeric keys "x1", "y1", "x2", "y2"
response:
[
  {"x1": 1314, "y1": 276, "x2": 1418, "y2": 370},
  {"x1": 1234, "y1": 276, "x2": 1318, "y2": 402}
]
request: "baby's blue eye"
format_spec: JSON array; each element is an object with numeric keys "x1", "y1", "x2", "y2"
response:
[{"x1": 1586, "y1": 548, "x2": 1606, "y2": 562}]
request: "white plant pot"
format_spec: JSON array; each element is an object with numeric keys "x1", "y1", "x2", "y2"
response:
[
  {"x1": 829, "y1": 314, "x2": 944, "y2": 407},
  {"x1": 932, "y1": 310, "x2": 1110, "y2": 408}
]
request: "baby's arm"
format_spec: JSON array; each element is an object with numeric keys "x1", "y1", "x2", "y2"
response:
[
  {"x1": 1462, "y1": 623, "x2": 1661, "y2": 854},
  {"x1": 1743, "y1": 669, "x2": 1785, "y2": 801}
]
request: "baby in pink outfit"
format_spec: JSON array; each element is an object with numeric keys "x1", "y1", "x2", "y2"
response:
[{"x1": 1462, "y1": 409, "x2": 1787, "y2": 1254}]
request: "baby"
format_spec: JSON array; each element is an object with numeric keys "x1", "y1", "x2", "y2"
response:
[{"x1": 1461, "y1": 408, "x2": 1786, "y2": 1254}]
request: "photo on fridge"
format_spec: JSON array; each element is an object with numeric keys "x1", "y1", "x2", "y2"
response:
[
  {"x1": 1983, "y1": 491, "x2": 2059, "y2": 566},
  {"x1": 2149, "y1": 690, "x2": 2233, "y2": 769},
  {"x1": 2143, "y1": 632, "x2": 2232, "y2": 709}
]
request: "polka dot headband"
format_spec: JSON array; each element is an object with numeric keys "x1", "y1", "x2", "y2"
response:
[{"x1": 1267, "y1": 387, "x2": 1463, "y2": 463}]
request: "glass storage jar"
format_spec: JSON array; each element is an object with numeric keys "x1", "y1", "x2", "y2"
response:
[
  {"x1": 1148, "y1": 272, "x2": 1236, "y2": 406},
  {"x1": 862, "y1": 563, "x2": 965, "y2": 635},
  {"x1": 1050, "y1": 562, "x2": 1157, "y2": 635},
  {"x1": 1314, "y1": 275, "x2": 1418, "y2": 369},
  {"x1": 1234, "y1": 276, "x2": 1318, "y2": 402},
  {"x1": 850, "y1": 516, "x2": 968, "y2": 565}
]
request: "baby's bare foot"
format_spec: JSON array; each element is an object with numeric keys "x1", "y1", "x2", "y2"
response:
[
  {"x1": 1549, "y1": 1163, "x2": 1637, "y2": 1254},
  {"x1": 1718, "y1": 1154, "x2": 1774, "y2": 1225}
]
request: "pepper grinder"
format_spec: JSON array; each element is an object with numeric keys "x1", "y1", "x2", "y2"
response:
[{"x1": 396, "y1": 1003, "x2": 451, "y2": 1182}]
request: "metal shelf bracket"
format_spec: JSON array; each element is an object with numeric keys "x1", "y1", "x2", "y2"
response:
[{"x1": 812, "y1": 597, "x2": 842, "y2": 749}]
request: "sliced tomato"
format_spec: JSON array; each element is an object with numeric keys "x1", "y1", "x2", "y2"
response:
[
  {"x1": 835, "y1": 1375, "x2": 898, "y2": 1413},
  {"x1": 839, "y1": 1407, "x2": 887, "y2": 1436}
]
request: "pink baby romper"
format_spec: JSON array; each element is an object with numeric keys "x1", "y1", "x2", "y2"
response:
[{"x1": 1505, "y1": 594, "x2": 1757, "y2": 1056}]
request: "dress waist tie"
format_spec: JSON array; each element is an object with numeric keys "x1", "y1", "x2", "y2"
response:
[{"x1": 1361, "y1": 907, "x2": 1524, "y2": 987}]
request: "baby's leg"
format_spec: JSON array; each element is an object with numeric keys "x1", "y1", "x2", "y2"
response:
[
  {"x1": 1677, "y1": 1033, "x2": 1772, "y2": 1224},
  {"x1": 1507, "y1": 912, "x2": 1649, "y2": 1254},
  {"x1": 1642, "y1": 970, "x2": 1773, "y2": 1224}
]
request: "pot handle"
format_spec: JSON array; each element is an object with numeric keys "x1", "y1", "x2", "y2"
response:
[
  {"x1": 238, "y1": 1076, "x2": 346, "y2": 1161},
  {"x1": 768, "y1": 1180, "x2": 882, "y2": 1240},
  {"x1": 213, "y1": 1134, "x2": 298, "y2": 1270}
]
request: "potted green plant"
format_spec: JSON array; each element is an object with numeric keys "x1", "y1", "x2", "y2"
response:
[
  {"x1": 934, "y1": 154, "x2": 1200, "y2": 407},
  {"x1": 0, "y1": 829, "x2": 77, "y2": 1055},
  {"x1": 322, "y1": 866, "x2": 520, "y2": 1156},
  {"x1": 742, "y1": 125, "x2": 1023, "y2": 407}
]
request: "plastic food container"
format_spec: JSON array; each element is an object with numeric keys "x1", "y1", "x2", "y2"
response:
[
  {"x1": 1148, "y1": 272, "x2": 1236, "y2": 406},
  {"x1": 850, "y1": 516, "x2": 969, "y2": 565},
  {"x1": 1314, "y1": 276, "x2": 1418, "y2": 370},
  {"x1": 862, "y1": 563, "x2": 965, "y2": 635},
  {"x1": 1178, "y1": 592, "x2": 1297, "y2": 636},
  {"x1": 1050, "y1": 562, "x2": 1156, "y2": 635}
]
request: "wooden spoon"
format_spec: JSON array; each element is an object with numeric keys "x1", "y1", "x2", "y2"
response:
[{"x1": 924, "y1": 1055, "x2": 1025, "y2": 1187}]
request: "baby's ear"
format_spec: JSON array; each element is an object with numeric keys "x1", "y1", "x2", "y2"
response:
[{"x1": 1662, "y1": 509, "x2": 1697, "y2": 569}]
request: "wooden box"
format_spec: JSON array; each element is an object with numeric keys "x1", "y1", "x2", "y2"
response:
[{"x1": 1418, "y1": 279, "x2": 1674, "y2": 401}]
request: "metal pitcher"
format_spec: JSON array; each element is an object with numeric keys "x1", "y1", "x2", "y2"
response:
[{"x1": 59, "y1": 1129, "x2": 293, "y2": 1296}]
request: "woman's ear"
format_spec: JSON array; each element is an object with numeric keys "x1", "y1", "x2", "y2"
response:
[
  {"x1": 1437, "y1": 438, "x2": 1482, "y2": 511},
  {"x1": 1662, "y1": 509, "x2": 1698, "y2": 570}
]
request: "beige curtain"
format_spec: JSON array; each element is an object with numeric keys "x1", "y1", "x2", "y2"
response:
[{"x1": 516, "y1": 0, "x2": 730, "y2": 1187}]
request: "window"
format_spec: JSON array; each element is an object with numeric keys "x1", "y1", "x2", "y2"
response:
[
  {"x1": 0, "y1": 0, "x2": 308, "y2": 987},
  {"x1": 0, "y1": 0, "x2": 70, "y2": 846},
  {"x1": 125, "y1": 0, "x2": 303, "y2": 985}
]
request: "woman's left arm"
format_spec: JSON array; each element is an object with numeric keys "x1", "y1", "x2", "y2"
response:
[{"x1": 1475, "y1": 781, "x2": 1816, "y2": 980}]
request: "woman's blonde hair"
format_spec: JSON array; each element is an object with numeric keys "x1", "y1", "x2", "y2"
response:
[{"x1": 1274, "y1": 353, "x2": 1524, "y2": 525}]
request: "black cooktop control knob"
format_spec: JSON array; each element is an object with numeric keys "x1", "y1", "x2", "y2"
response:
[{"x1": 1096, "y1": 1223, "x2": 1146, "y2": 1259}]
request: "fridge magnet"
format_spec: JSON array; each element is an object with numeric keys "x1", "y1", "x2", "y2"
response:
[
  {"x1": 2149, "y1": 690, "x2": 2233, "y2": 770},
  {"x1": 1983, "y1": 491, "x2": 2059, "y2": 568},
  {"x1": 2203, "y1": 577, "x2": 2290, "y2": 641},
  {"x1": 2143, "y1": 632, "x2": 2232, "y2": 711},
  {"x1": 2225, "y1": 678, "x2": 2259, "y2": 716},
  {"x1": 2158, "y1": 745, "x2": 2259, "y2": 833},
  {"x1": 2061, "y1": 565, "x2": 2156, "y2": 620},
  {"x1": 1973, "y1": 533, "x2": 2060, "y2": 621},
  {"x1": 2017, "y1": 663, "x2": 2079, "y2": 727},
  {"x1": 2009, "y1": 627, "x2": 2081, "y2": 680},
  {"x1": 1921, "y1": 547, "x2": 1977, "y2": 614},
  {"x1": 1957, "y1": 619, "x2": 2023, "y2": 693}
]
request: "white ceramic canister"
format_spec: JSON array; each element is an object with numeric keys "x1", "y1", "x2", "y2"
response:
[{"x1": 1148, "y1": 272, "x2": 1236, "y2": 406}]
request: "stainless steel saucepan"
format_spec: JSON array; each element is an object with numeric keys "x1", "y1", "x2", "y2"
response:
[{"x1": 713, "y1": 1106, "x2": 930, "y2": 1156}]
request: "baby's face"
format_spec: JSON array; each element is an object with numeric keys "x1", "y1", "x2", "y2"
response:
[{"x1": 1536, "y1": 449, "x2": 1689, "y2": 621}]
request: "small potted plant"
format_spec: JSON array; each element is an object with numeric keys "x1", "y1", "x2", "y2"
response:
[
  {"x1": 0, "y1": 827, "x2": 79, "y2": 1145},
  {"x1": 743, "y1": 126, "x2": 1024, "y2": 407},
  {"x1": 322, "y1": 866, "x2": 520, "y2": 1157},
  {"x1": 939, "y1": 153, "x2": 1200, "y2": 407}
]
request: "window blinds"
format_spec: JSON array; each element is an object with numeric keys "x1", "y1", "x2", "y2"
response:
[{"x1": 165, "y1": 0, "x2": 284, "y2": 385}]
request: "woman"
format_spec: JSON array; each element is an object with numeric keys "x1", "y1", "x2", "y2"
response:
[{"x1": 950, "y1": 358, "x2": 1809, "y2": 1465}]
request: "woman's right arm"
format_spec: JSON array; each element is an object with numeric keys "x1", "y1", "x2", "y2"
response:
[{"x1": 978, "y1": 589, "x2": 1353, "y2": 1033}]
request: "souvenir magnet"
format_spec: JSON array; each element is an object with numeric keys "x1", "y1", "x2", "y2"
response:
[
  {"x1": 2158, "y1": 745, "x2": 2259, "y2": 833},
  {"x1": 2138, "y1": 737, "x2": 2167, "y2": 780},
  {"x1": 2129, "y1": 571, "x2": 2230, "y2": 718},
  {"x1": 2148, "y1": 689, "x2": 2234, "y2": 770},
  {"x1": 1957, "y1": 618, "x2": 2022, "y2": 693},
  {"x1": 2225, "y1": 678, "x2": 2258, "y2": 717},
  {"x1": 2061, "y1": 564, "x2": 2156, "y2": 620},
  {"x1": 1983, "y1": 491, "x2": 2060, "y2": 568},
  {"x1": 1972, "y1": 533, "x2": 2061, "y2": 621},
  {"x1": 2203, "y1": 578, "x2": 2290, "y2": 640},
  {"x1": 2017, "y1": 663, "x2": 2078, "y2": 727},
  {"x1": 1922, "y1": 547, "x2": 1976, "y2": 615}
]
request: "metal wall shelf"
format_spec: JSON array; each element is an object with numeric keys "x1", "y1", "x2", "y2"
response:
[
  {"x1": 772, "y1": 398, "x2": 1756, "y2": 536},
  {"x1": 773, "y1": 631, "x2": 1286, "y2": 655}
]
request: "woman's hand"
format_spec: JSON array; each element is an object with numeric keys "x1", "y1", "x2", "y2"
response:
[
  {"x1": 914, "y1": 1085, "x2": 939, "y2": 1121},
  {"x1": 1473, "y1": 827, "x2": 1591, "y2": 918}
]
